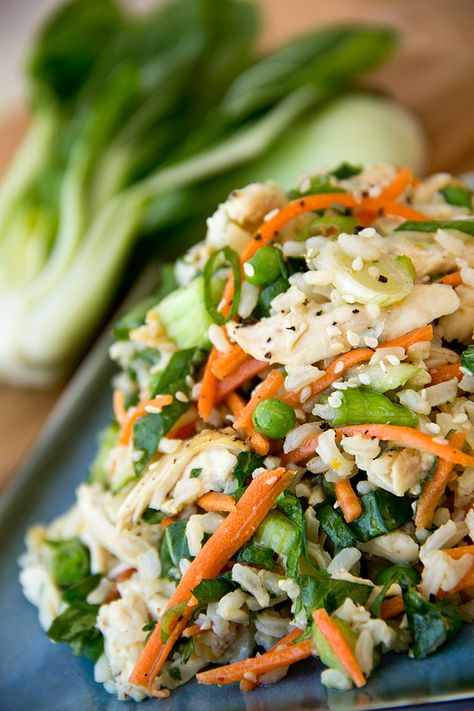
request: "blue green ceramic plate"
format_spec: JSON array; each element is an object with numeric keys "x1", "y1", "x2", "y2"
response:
[{"x1": 1, "y1": 272, "x2": 474, "y2": 711}]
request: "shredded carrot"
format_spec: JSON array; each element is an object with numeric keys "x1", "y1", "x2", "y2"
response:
[
  {"x1": 215, "y1": 358, "x2": 268, "y2": 404},
  {"x1": 211, "y1": 344, "x2": 249, "y2": 380},
  {"x1": 118, "y1": 395, "x2": 173, "y2": 445},
  {"x1": 233, "y1": 369, "x2": 285, "y2": 431},
  {"x1": 160, "y1": 517, "x2": 174, "y2": 531},
  {"x1": 198, "y1": 348, "x2": 219, "y2": 422},
  {"x1": 113, "y1": 390, "x2": 127, "y2": 427},
  {"x1": 183, "y1": 624, "x2": 207, "y2": 638},
  {"x1": 440, "y1": 271, "x2": 463, "y2": 287},
  {"x1": 167, "y1": 407, "x2": 198, "y2": 439},
  {"x1": 448, "y1": 567, "x2": 474, "y2": 593},
  {"x1": 312, "y1": 608, "x2": 366, "y2": 688},
  {"x1": 334, "y1": 479, "x2": 362, "y2": 523},
  {"x1": 129, "y1": 467, "x2": 292, "y2": 689},
  {"x1": 115, "y1": 568, "x2": 136, "y2": 584},
  {"x1": 380, "y1": 595, "x2": 405, "y2": 620},
  {"x1": 378, "y1": 167, "x2": 414, "y2": 201},
  {"x1": 381, "y1": 324, "x2": 434, "y2": 351},
  {"x1": 239, "y1": 628, "x2": 303, "y2": 691},
  {"x1": 415, "y1": 431, "x2": 466, "y2": 530},
  {"x1": 445, "y1": 546, "x2": 474, "y2": 560},
  {"x1": 226, "y1": 392, "x2": 269, "y2": 455},
  {"x1": 197, "y1": 492, "x2": 237, "y2": 513},
  {"x1": 428, "y1": 362, "x2": 462, "y2": 386},
  {"x1": 197, "y1": 638, "x2": 313, "y2": 686}
]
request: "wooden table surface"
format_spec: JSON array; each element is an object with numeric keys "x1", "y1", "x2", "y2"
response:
[{"x1": 1, "y1": 0, "x2": 474, "y2": 491}]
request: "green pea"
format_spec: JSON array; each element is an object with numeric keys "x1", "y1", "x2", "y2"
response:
[
  {"x1": 244, "y1": 246, "x2": 282, "y2": 286},
  {"x1": 252, "y1": 398, "x2": 296, "y2": 439}
]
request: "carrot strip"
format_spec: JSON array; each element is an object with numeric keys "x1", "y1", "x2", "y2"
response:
[
  {"x1": 197, "y1": 639, "x2": 313, "y2": 686},
  {"x1": 129, "y1": 467, "x2": 292, "y2": 689},
  {"x1": 334, "y1": 480, "x2": 362, "y2": 523},
  {"x1": 428, "y1": 362, "x2": 462, "y2": 386},
  {"x1": 198, "y1": 348, "x2": 219, "y2": 422},
  {"x1": 113, "y1": 390, "x2": 127, "y2": 428},
  {"x1": 380, "y1": 595, "x2": 405, "y2": 620},
  {"x1": 312, "y1": 608, "x2": 366, "y2": 688},
  {"x1": 118, "y1": 395, "x2": 173, "y2": 445},
  {"x1": 226, "y1": 392, "x2": 269, "y2": 455},
  {"x1": 440, "y1": 271, "x2": 463, "y2": 287},
  {"x1": 381, "y1": 324, "x2": 434, "y2": 350},
  {"x1": 445, "y1": 546, "x2": 474, "y2": 560},
  {"x1": 438, "y1": 567, "x2": 474, "y2": 594},
  {"x1": 115, "y1": 568, "x2": 136, "y2": 584},
  {"x1": 197, "y1": 492, "x2": 237, "y2": 513},
  {"x1": 239, "y1": 628, "x2": 303, "y2": 691},
  {"x1": 215, "y1": 358, "x2": 268, "y2": 404},
  {"x1": 415, "y1": 431, "x2": 466, "y2": 530},
  {"x1": 211, "y1": 344, "x2": 249, "y2": 380},
  {"x1": 233, "y1": 369, "x2": 285, "y2": 430},
  {"x1": 378, "y1": 167, "x2": 413, "y2": 201},
  {"x1": 160, "y1": 517, "x2": 174, "y2": 531},
  {"x1": 183, "y1": 624, "x2": 207, "y2": 638}
]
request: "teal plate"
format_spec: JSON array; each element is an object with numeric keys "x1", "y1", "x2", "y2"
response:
[{"x1": 1, "y1": 288, "x2": 474, "y2": 711}]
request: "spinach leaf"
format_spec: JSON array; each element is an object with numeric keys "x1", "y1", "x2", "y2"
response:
[
  {"x1": 237, "y1": 541, "x2": 275, "y2": 569},
  {"x1": 439, "y1": 185, "x2": 472, "y2": 210},
  {"x1": 47, "y1": 602, "x2": 103, "y2": 663},
  {"x1": 395, "y1": 220, "x2": 474, "y2": 237},
  {"x1": 141, "y1": 507, "x2": 166, "y2": 524},
  {"x1": 331, "y1": 162, "x2": 362, "y2": 179},
  {"x1": 232, "y1": 451, "x2": 264, "y2": 488},
  {"x1": 46, "y1": 538, "x2": 90, "y2": 587},
  {"x1": 62, "y1": 574, "x2": 102, "y2": 604},
  {"x1": 348, "y1": 489, "x2": 412, "y2": 542},
  {"x1": 317, "y1": 502, "x2": 357, "y2": 551},
  {"x1": 372, "y1": 565, "x2": 419, "y2": 618},
  {"x1": 175, "y1": 636, "x2": 194, "y2": 665},
  {"x1": 160, "y1": 520, "x2": 190, "y2": 580},
  {"x1": 254, "y1": 275, "x2": 290, "y2": 318},
  {"x1": 299, "y1": 571, "x2": 371, "y2": 617},
  {"x1": 403, "y1": 586, "x2": 461, "y2": 658},
  {"x1": 191, "y1": 577, "x2": 235, "y2": 604},
  {"x1": 149, "y1": 348, "x2": 197, "y2": 397}
]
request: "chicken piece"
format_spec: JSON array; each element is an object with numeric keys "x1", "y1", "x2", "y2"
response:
[
  {"x1": 390, "y1": 449, "x2": 423, "y2": 496},
  {"x1": 440, "y1": 284, "x2": 474, "y2": 344},
  {"x1": 382, "y1": 284, "x2": 459, "y2": 341},
  {"x1": 117, "y1": 430, "x2": 246, "y2": 529}
]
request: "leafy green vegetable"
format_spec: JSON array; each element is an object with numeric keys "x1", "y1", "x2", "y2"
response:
[
  {"x1": 160, "y1": 520, "x2": 191, "y2": 580},
  {"x1": 150, "y1": 348, "x2": 197, "y2": 397},
  {"x1": 322, "y1": 387, "x2": 418, "y2": 427},
  {"x1": 439, "y1": 185, "x2": 472, "y2": 210},
  {"x1": 331, "y1": 162, "x2": 362, "y2": 179},
  {"x1": 300, "y1": 571, "x2": 371, "y2": 617},
  {"x1": 191, "y1": 577, "x2": 235, "y2": 604},
  {"x1": 255, "y1": 510, "x2": 300, "y2": 576},
  {"x1": 372, "y1": 565, "x2": 419, "y2": 617},
  {"x1": 46, "y1": 538, "x2": 90, "y2": 587},
  {"x1": 348, "y1": 489, "x2": 412, "y2": 542},
  {"x1": 176, "y1": 636, "x2": 195, "y2": 665},
  {"x1": 88, "y1": 422, "x2": 119, "y2": 488},
  {"x1": 254, "y1": 275, "x2": 290, "y2": 317},
  {"x1": 237, "y1": 541, "x2": 275, "y2": 569},
  {"x1": 113, "y1": 294, "x2": 161, "y2": 341},
  {"x1": 157, "y1": 277, "x2": 218, "y2": 349},
  {"x1": 141, "y1": 507, "x2": 166, "y2": 524},
  {"x1": 169, "y1": 667, "x2": 182, "y2": 681},
  {"x1": 142, "y1": 620, "x2": 157, "y2": 641},
  {"x1": 402, "y1": 585, "x2": 461, "y2": 658},
  {"x1": 47, "y1": 602, "x2": 103, "y2": 663},
  {"x1": 232, "y1": 451, "x2": 264, "y2": 488},
  {"x1": 461, "y1": 345, "x2": 474, "y2": 376},
  {"x1": 61, "y1": 574, "x2": 102, "y2": 604},
  {"x1": 317, "y1": 502, "x2": 358, "y2": 551},
  {"x1": 395, "y1": 220, "x2": 474, "y2": 236},
  {"x1": 292, "y1": 173, "x2": 346, "y2": 198},
  {"x1": 190, "y1": 468, "x2": 202, "y2": 479}
]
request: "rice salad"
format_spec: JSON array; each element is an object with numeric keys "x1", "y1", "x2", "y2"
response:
[{"x1": 20, "y1": 163, "x2": 474, "y2": 701}]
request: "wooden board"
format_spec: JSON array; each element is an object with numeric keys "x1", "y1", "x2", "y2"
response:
[{"x1": 1, "y1": 0, "x2": 473, "y2": 490}]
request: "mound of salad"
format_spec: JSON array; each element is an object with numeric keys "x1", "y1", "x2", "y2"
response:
[{"x1": 20, "y1": 163, "x2": 474, "y2": 701}]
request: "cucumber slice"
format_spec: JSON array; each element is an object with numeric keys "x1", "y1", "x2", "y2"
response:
[
  {"x1": 317, "y1": 243, "x2": 414, "y2": 306},
  {"x1": 156, "y1": 276, "x2": 221, "y2": 349},
  {"x1": 254, "y1": 510, "x2": 298, "y2": 559},
  {"x1": 351, "y1": 363, "x2": 420, "y2": 392}
]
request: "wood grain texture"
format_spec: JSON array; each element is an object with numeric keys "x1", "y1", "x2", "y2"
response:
[{"x1": 0, "y1": 0, "x2": 473, "y2": 491}]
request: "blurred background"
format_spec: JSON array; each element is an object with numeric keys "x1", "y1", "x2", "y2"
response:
[{"x1": 1, "y1": 0, "x2": 473, "y2": 490}]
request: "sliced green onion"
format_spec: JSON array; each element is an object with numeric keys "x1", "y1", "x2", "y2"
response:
[
  {"x1": 244, "y1": 246, "x2": 282, "y2": 286},
  {"x1": 297, "y1": 214, "x2": 357, "y2": 241},
  {"x1": 203, "y1": 246, "x2": 241, "y2": 325},
  {"x1": 439, "y1": 185, "x2": 472, "y2": 210},
  {"x1": 160, "y1": 601, "x2": 188, "y2": 643},
  {"x1": 395, "y1": 220, "x2": 474, "y2": 237},
  {"x1": 396, "y1": 255, "x2": 417, "y2": 280},
  {"x1": 252, "y1": 397, "x2": 296, "y2": 438},
  {"x1": 461, "y1": 345, "x2": 474, "y2": 376}
]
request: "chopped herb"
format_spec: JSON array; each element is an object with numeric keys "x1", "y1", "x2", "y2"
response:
[
  {"x1": 189, "y1": 467, "x2": 202, "y2": 478},
  {"x1": 232, "y1": 451, "x2": 264, "y2": 488},
  {"x1": 141, "y1": 508, "x2": 166, "y2": 524},
  {"x1": 461, "y1": 345, "x2": 474, "y2": 376},
  {"x1": 331, "y1": 162, "x2": 362, "y2": 179},
  {"x1": 439, "y1": 185, "x2": 472, "y2": 210},
  {"x1": 191, "y1": 577, "x2": 235, "y2": 604},
  {"x1": 46, "y1": 538, "x2": 90, "y2": 588},
  {"x1": 169, "y1": 667, "x2": 182, "y2": 681},
  {"x1": 47, "y1": 602, "x2": 103, "y2": 663},
  {"x1": 142, "y1": 620, "x2": 157, "y2": 642},
  {"x1": 62, "y1": 574, "x2": 102, "y2": 604},
  {"x1": 160, "y1": 520, "x2": 191, "y2": 580},
  {"x1": 395, "y1": 219, "x2": 474, "y2": 237}
]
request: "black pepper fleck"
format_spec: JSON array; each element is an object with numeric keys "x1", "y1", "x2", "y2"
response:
[
  {"x1": 378, "y1": 275, "x2": 388, "y2": 284},
  {"x1": 264, "y1": 352, "x2": 272, "y2": 359}
]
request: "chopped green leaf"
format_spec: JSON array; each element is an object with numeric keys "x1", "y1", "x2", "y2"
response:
[
  {"x1": 237, "y1": 541, "x2": 275, "y2": 569},
  {"x1": 141, "y1": 507, "x2": 166, "y2": 524},
  {"x1": 46, "y1": 538, "x2": 90, "y2": 588},
  {"x1": 300, "y1": 571, "x2": 371, "y2": 617},
  {"x1": 47, "y1": 602, "x2": 103, "y2": 663},
  {"x1": 254, "y1": 275, "x2": 290, "y2": 318},
  {"x1": 317, "y1": 501, "x2": 357, "y2": 551},
  {"x1": 461, "y1": 345, "x2": 474, "y2": 376},
  {"x1": 403, "y1": 585, "x2": 461, "y2": 658},
  {"x1": 190, "y1": 468, "x2": 202, "y2": 479},
  {"x1": 142, "y1": 620, "x2": 157, "y2": 642},
  {"x1": 62, "y1": 574, "x2": 102, "y2": 604},
  {"x1": 191, "y1": 577, "x2": 235, "y2": 604},
  {"x1": 372, "y1": 565, "x2": 419, "y2": 617},
  {"x1": 176, "y1": 636, "x2": 194, "y2": 664},
  {"x1": 331, "y1": 162, "x2": 362, "y2": 180},
  {"x1": 169, "y1": 667, "x2": 182, "y2": 681},
  {"x1": 395, "y1": 220, "x2": 474, "y2": 237},
  {"x1": 349, "y1": 489, "x2": 412, "y2": 542},
  {"x1": 439, "y1": 185, "x2": 472, "y2": 210},
  {"x1": 160, "y1": 519, "x2": 191, "y2": 580},
  {"x1": 150, "y1": 349, "x2": 197, "y2": 397},
  {"x1": 232, "y1": 451, "x2": 264, "y2": 488}
]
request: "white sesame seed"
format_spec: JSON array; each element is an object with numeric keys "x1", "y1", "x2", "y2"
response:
[
  {"x1": 359, "y1": 227, "x2": 376, "y2": 238},
  {"x1": 432, "y1": 436, "x2": 449, "y2": 446},
  {"x1": 243, "y1": 262, "x2": 255, "y2": 277},
  {"x1": 366, "y1": 303, "x2": 381, "y2": 319},
  {"x1": 379, "y1": 360, "x2": 387, "y2": 373},
  {"x1": 452, "y1": 413, "x2": 468, "y2": 423},
  {"x1": 368, "y1": 185, "x2": 382, "y2": 198},
  {"x1": 352, "y1": 256, "x2": 364, "y2": 271},
  {"x1": 185, "y1": 374, "x2": 194, "y2": 388},
  {"x1": 264, "y1": 208, "x2": 279, "y2": 222},
  {"x1": 364, "y1": 336, "x2": 379, "y2": 348},
  {"x1": 300, "y1": 386, "x2": 312, "y2": 403},
  {"x1": 343, "y1": 294, "x2": 356, "y2": 304},
  {"x1": 331, "y1": 341, "x2": 344, "y2": 351},
  {"x1": 326, "y1": 324, "x2": 342, "y2": 337},
  {"x1": 145, "y1": 405, "x2": 163, "y2": 414},
  {"x1": 426, "y1": 422, "x2": 441, "y2": 434},
  {"x1": 175, "y1": 390, "x2": 189, "y2": 403},
  {"x1": 368, "y1": 266, "x2": 380, "y2": 279},
  {"x1": 347, "y1": 330, "x2": 361, "y2": 347},
  {"x1": 386, "y1": 354, "x2": 401, "y2": 366},
  {"x1": 328, "y1": 393, "x2": 343, "y2": 408},
  {"x1": 358, "y1": 373, "x2": 371, "y2": 385},
  {"x1": 299, "y1": 178, "x2": 311, "y2": 194},
  {"x1": 334, "y1": 361, "x2": 345, "y2": 375},
  {"x1": 333, "y1": 381, "x2": 348, "y2": 390}
]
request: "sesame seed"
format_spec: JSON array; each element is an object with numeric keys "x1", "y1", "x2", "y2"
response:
[
  {"x1": 364, "y1": 336, "x2": 379, "y2": 348},
  {"x1": 299, "y1": 177, "x2": 311, "y2": 193},
  {"x1": 359, "y1": 227, "x2": 376, "y2": 238},
  {"x1": 352, "y1": 256, "x2": 364, "y2": 271},
  {"x1": 328, "y1": 393, "x2": 343, "y2": 408},
  {"x1": 334, "y1": 361, "x2": 344, "y2": 374},
  {"x1": 368, "y1": 266, "x2": 380, "y2": 279},
  {"x1": 264, "y1": 208, "x2": 279, "y2": 222},
  {"x1": 175, "y1": 391, "x2": 189, "y2": 403},
  {"x1": 300, "y1": 386, "x2": 312, "y2": 402},
  {"x1": 326, "y1": 324, "x2": 342, "y2": 337},
  {"x1": 243, "y1": 262, "x2": 255, "y2": 277},
  {"x1": 333, "y1": 381, "x2": 348, "y2": 390},
  {"x1": 343, "y1": 294, "x2": 356, "y2": 304},
  {"x1": 386, "y1": 354, "x2": 401, "y2": 366},
  {"x1": 347, "y1": 330, "x2": 361, "y2": 347},
  {"x1": 145, "y1": 405, "x2": 163, "y2": 414},
  {"x1": 432, "y1": 436, "x2": 449, "y2": 445},
  {"x1": 379, "y1": 360, "x2": 387, "y2": 373},
  {"x1": 426, "y1": 422, "x2": 441, "y2": 434},
  {"x1": 358, "y1": 373, "x2": 371, "y2": 385},
  {"x1": 452, "y1": 413, "x2": 468, "y2": 423}
]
